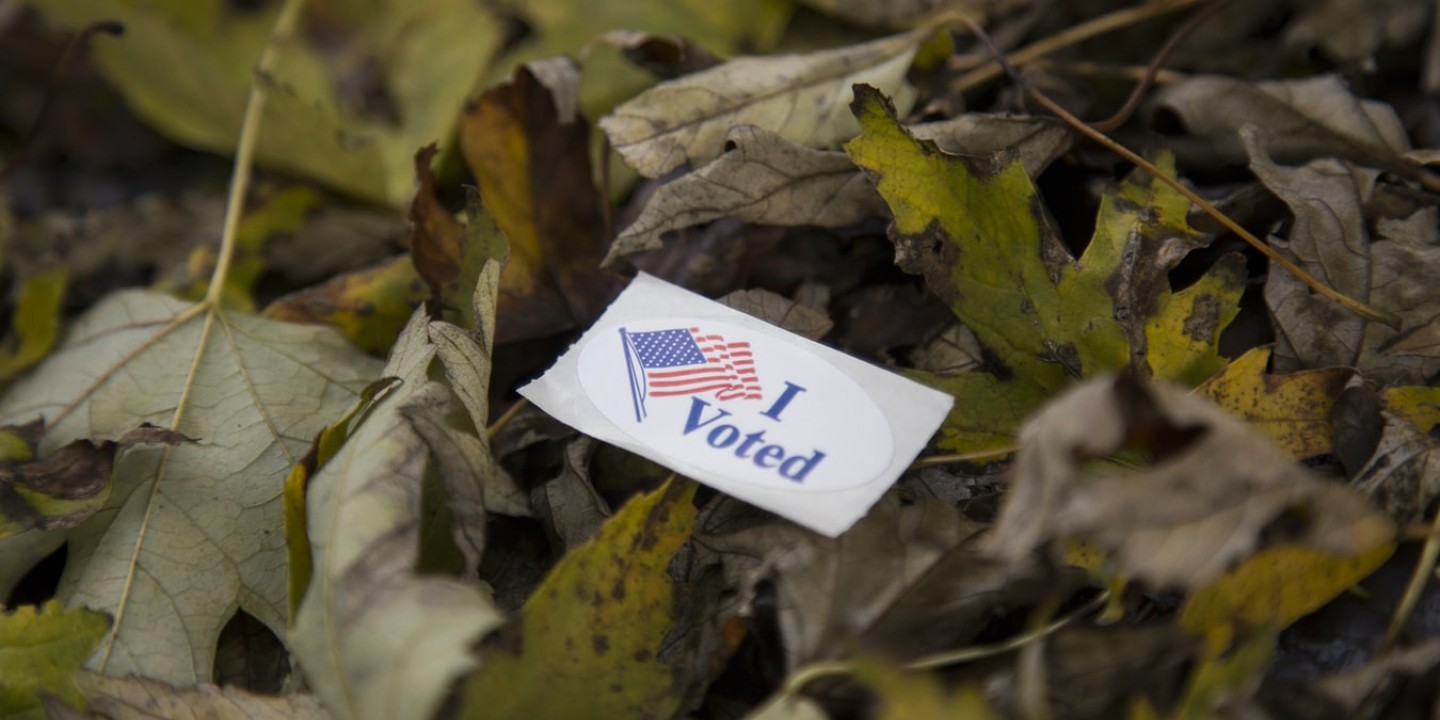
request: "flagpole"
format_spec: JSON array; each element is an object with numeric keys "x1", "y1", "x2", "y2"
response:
[{"x1": 620, "y1": 328, "x2": 646, "y2": 422}]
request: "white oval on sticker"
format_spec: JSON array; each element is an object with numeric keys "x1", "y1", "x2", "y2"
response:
[{"x1": 577, "y1": 317, "x2": 894, "y2": 492}]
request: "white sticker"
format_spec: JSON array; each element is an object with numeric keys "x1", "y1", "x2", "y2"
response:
[{"x1": 519, "y1": 273, "x2": 955, "y2": 537}]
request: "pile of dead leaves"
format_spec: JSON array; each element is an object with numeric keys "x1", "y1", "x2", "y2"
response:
[{"x1": 3, "y1": 0, "x2": 1440, "y2": 718}]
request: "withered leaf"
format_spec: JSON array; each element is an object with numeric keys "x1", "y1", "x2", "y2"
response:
[
  {"x1": 983, "y1": 373, "x2": 1394, "y2": 589},
  {"x1": 461, "y1": 60, "x2": 618, "y2": 343},
  {"x1": 1153, "y1": 74, "x2": 1411, "y2": 169},
  {"x1": 697, "y1": 489, "x2": 973, "y2": 669},
  {"x1": 1246, "y1": 128, "x2": 1440, "y2": 385},
  {"x1": 601, "y1": 30, "x2": 926, "y2": 178},
  {"x1": 1352, "y1": 410, "x2": 1440, "y2": 524},
  {"x1": 606, "y1": 125, "x2": 888, "y2": 268},
  {"x1": 718, "y1": 287, "x2": 835, "y2": 340}
]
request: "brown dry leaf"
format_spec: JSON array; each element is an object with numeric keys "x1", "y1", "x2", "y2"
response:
[
  {"x1": 1284, "y1": 0, "x2": 1429, "y2": 64},
  {"x1": 1245, "y1": 128, "x2": 1440, "y2": 385},
  {"x1": 605, "y1": 125, "x2": 888, "y2": 268},
  {"x1": 531, "y1": 438, "x2": 611, "y2": 553},
  {"x1": 460, "y1": 60, "x2": 618, "y2": 343},
  {"x1": 718, "y1": 287, "x2": 835, "y2": 340},
  {"x1": 604, "y1": 113, "x2": 1069, "y2": 270},
  {"x1": 982, "y1": 373, "x2": 1394, "y2": 589},
  {"x1": 73, "y1": 672, "x2": 328, "y2": 720},
  {"x1": 697, "y1": 488, "x2": 974, "y2": 669},
  {"x1": 600, "y1": 29, "x2": 927, "y2": 178},
  {"x1": 1352, "y1": 410, "x2": 1440, "y2": 523},
  {"x1": 0, "y1": 423, "x2": 191, "y2": 538},
  {"x1": 857, "y1": 543, "x2": 1071, "y2": 661},
  {"x1": 909, "y1": 114, "x2": 1074, "y2": 180},
  {"x1": 981, "y1": 625, "x2": 1197, "y2": 719},
  {"x1": 1152, "y1": 74, "x2": 1410, "y2": 168}
]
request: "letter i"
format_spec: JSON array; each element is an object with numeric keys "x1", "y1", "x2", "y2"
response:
[{"x1": 760, "y1": 382, "x2": 806, "y2": 421}]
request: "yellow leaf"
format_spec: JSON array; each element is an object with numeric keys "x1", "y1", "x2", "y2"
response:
[
  {"x1": 1198, "y1": 347, "x2": 1352, "y2": 459},
  {"x1": 1180, "y1": 541, "x2": 1394, "y2": 653},
  {"x1": 460, "y1": 62, "x2": 616, "y2": 343},
  {"x1": 463, "y1": 479, "x2": 698, "y2": 719},
  {"x1": 1382, "y1": 385, "x2": 1440, "y2": 434},
  {"x1": 0, "y1": 601, "x2": 110, "y2": 719},
  {"x1": 856, "y1": 659, "x2": 999, "y2": 720}
]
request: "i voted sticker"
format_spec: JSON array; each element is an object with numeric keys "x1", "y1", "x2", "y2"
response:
[
  {"x1": 577, "y1": 319, "x2": 893, "y2": 491},
  {"x1": 520, "y1": 274, "x2": 953, "y2": 537}
]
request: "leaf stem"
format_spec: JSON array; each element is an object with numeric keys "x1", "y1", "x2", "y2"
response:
[
  {"x1": 205, "y1": 0, "x2": 308, "y2": 307},
  {"x1": 778, "y1": 590, "x2": 1109, "y2": 697},
  {"x1": 1383, "y1": 510, "x2": 1440, "y2": 649}
]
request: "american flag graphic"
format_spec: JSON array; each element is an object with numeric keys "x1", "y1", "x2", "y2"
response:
[{"x1": 620, "y1": 327, "x2": 762, "y2": 421}]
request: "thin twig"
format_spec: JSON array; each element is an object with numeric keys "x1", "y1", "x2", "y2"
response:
[
  {"x1": 0, "y1": 20, "x2": 124, "y2": 181},
  {"x1": 205, "y1": 0, "x2": 308, "y2": 305},
  {"x1": 1383, "y1": 509, "x2": 1440, "y2": 650},
  {"x1": 949, "y1": 0, "x2": 1205, "y2": 94},
  {"x1": 486, "y1": 397, "x2": 530, "y2": 439},
  {"x1": 908, "y1": 446, "x2": 1019, "y2": 468},
  {"x1": 778, "y1": 590, "x2": 1110, "y2": 697},
  {"x1": 948, "y1": 12, "x2": 1399, "y2": 327},
  {"x1": 1091, "y1": 0, "x2": 1237, "y2": 132}
]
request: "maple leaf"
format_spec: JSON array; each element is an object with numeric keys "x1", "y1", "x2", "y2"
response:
[
  {"x1": 844, "y1": 85, "x2": 1245, "y2": 453},
  {"x1": 0, "y1": 292, "x2": 382, "y2": 685}
]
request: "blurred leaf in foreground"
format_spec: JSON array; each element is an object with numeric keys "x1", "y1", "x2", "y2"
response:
[
  {"x1": 30, "y1": 0, "x2": 501, "y2": 205},
  {"x1": 0, "y1": 601, "x2": 110, "y2": 719},
  {"x1": 290, "y1": 310, "x2": 506, "y2": 720},
  {"x1": 983, "y1": 373, "x2": 1394, "y2": 591}
]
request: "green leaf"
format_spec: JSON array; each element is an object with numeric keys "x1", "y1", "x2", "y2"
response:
[
  {"x1": 0, "y1": 601, "x2": 110, "y2": 720},
  {"x1": 845, "y1": 86, "x2": 1243, "y2": 452},
  {"x1": 0, "y1": 292, "x2": 382, "y2": 685},
  {"x1": 462, "y1": 478, "x2": 699, "y2": 719},
  {"x1": 0, "y1": 267, "x2": 68, "y2": 383},
  {"x1": 30, "y1": 0, "x2": 501, "y2": 206}
]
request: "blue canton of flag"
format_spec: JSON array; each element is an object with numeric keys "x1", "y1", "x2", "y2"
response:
[{"x1": 620, "y1": 327, "x2": 762, "y2": 422}]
